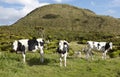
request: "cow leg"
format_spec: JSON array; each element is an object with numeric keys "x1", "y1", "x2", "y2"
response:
[
  {"x1": 60, "y1": 54, "x2": 64, "y2": 67},
  {"x1": 102, "y1": 53, "x2": 105, "y2": 60},
  {"x1": 104, "y1": 50, "x2": 108, "y2": 59},
  {"x1": 21, "y1": 45, "x2": 26, "y2": 63},
  {"x1": 86, "y1": 52, "x2": 89, "y2": 60},
  {"x1": 90, "y1": 51, "x2": 94, "y2": 60},
  {"x1": 60, "y1": 57, "x2": 62, "y2": 67},
  {"x1": 22, "y1": 52, "x2": 26, "y2": 63},
  {"x1": 102, "y1": 50, "x2": 108, "y2": 60},
  {"x1": 64, "y1": 53, "x2": 67, "y2": 67},
  {"x1": 86, "y1": 48, "x2": 91, "y2": 60},
  {"x1": 40, "y1": 48, "x2": 44, "y2": 63}
]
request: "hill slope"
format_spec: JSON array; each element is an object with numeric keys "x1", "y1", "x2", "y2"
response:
[{"x1": 1, "y1": 4, "x2": 120, "y2": 44}]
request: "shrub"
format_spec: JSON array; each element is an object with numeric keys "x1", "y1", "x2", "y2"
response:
[
  {"x1": 42, "y1": 14, "x2": 60, "y2": 19},
  {"x1": 44, "y1": 40, "x2": 58, "y2": 54},
  {"x1": 78, "y1": 40, "x2": 87, "y2": 44},
  {"x1": 68, "y1": 48, "x2": 74, "y2": 56},
  {"x1": 109, "y1": 50, "x2": 120, "y2": 58},
  {"x1": 0, "y1": 44, "x2": 11, "y2": 51}
]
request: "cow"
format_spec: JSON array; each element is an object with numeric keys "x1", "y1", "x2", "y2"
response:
[
  {"x1": 57, "y1": 40, "x2": 69, "y2": 67},
  {"x1": 12, "y1": 37, "x2": 44, "y2": 63},
  {"x1": 85, "y1": 41, "x2": 112, "y2": 60}
]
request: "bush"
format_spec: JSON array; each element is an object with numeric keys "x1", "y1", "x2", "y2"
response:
[
  {"x1": 0, "y1": 44, "x2": 11, "y2": 51},
  {"x1": 44, "y1": 40, "x2": 58, "y2": 54},
  {"x1": 42, "y1": 14, "x2": 60, "y2": 19},
  {"x1": 77, "y1": 40, "x2": 87, "y2": 44},
  {"x1": 109, "y1": 50, "x2": 120, "y2": 58},
  {"x1": 68, "y1": 48, "x2": 74, "y2": 56}
]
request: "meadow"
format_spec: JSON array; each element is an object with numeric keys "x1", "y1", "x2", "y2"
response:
[{"x1": 0, "y1": 42, "x2": 120, "y2": 77}]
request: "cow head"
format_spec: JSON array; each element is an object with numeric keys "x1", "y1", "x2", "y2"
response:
[
  {"x1": 58, "y1": 40, "x2": 69, "y2": 54},
  {"x1": 109, "y1": 42, "x2": 113, "y2": 50},
  {"x1": 37, "y1": 38, "x2": 44, "y2": 46},
  {"x1": 12, "y1": 40, "x2": 18, "y2": 51}
]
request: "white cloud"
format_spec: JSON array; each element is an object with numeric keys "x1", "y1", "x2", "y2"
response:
[
  {"x1": 53, "y1": 0, "x2": 62, "y2": 3},
  {"x1": 0, "y1": 6, "x2": 22, "y2": 25},
  {"x1": 2, "y1": 0, "x2": 49, "y2": 15},
  {"x1": 0, "y1": 0, "x2": 49, "y2": 25}
]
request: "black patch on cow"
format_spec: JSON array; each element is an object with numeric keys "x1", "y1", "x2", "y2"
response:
[
  {"x1": 97, "y1": 43, "x2": 100, "y2": 49},
  {"x1": 57, "y1": 47, "x2": 63, "y2": 54},
  {"x1": 40, "y1": 41, "x2": 44, "y2": 46},
  {"x1": 57, "y1": 47, "x2": 67, "y2": 54},
  {"x1": 57, "y1": 42, "x2": 69, "y2": 54},
  {"x1": 28, "y1": 38, "x2": 38, "y2": 51},
  {"x1": 17, "y1": 41, "x2": 25, "y2": 54},
  {"x1": 105, "y1": 42, "x2": 110, "y2": 50},
  {"x1": 21, "y1": 45, "x2": 25, "y2": 54}
]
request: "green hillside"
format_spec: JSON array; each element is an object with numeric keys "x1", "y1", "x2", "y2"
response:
[
  {"x1": 11, "y1": 4, "x2": 120, "y2": 42},
  {"x1": 0, "y1": 4, "x2": 120, "y2": 48}
]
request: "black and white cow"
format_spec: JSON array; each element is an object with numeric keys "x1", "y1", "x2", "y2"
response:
[
  {"x1": 84, "y1": 41, "x2": 112, "y2": 60},
  {"x1": 12, "y1": 38, "x2": 44, "y2": 63},
  {"x1": 57, "y1": 40, "x2": 69, "y2": 67}
]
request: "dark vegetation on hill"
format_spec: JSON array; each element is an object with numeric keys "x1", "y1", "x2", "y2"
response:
[{"x1": 0, "y1": 4, "x2": 120, "y2": 54}]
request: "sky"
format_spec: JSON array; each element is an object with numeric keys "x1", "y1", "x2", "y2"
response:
[{"x1": 0, "y1": 0, "x2": 120, "y2": 26}]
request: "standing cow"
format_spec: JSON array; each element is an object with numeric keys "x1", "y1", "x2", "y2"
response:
[
  {"x1": 12, "y1": 38, "x2": 44, "y2": 63},
  {"x1": 85, "y1": 41, "x2": 112, "y2": 60},
  {"x1": 57, "y1": 40, "x2": 69, "y2": 67}
]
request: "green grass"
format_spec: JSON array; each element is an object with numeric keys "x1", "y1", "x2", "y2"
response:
[{"x1": 0, "y1": 51, "x2": 120, "y2": 77}]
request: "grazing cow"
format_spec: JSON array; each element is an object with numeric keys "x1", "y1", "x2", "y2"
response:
[
  {"x1": 12, "y1": 38, "x2": 44, "y2": 63},
  {"x1": 85, "y1": 41, "x2": 112, "y2": 60},
  {"x1": 57, "y1": 40, "x2": 69, "y2": 67}
]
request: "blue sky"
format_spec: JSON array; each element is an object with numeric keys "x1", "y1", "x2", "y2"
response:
[{"x1": 0, "y1": 0, "x2": 120, "y2": 25}]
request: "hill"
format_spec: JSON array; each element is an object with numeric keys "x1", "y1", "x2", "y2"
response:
[{"x1": 0, "y1": 4, "x2": 120, "y2": 47}]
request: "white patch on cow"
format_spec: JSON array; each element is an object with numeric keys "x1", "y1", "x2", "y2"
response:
[
  {"x1": 19, "y1": 39, "x2": 29, "y2": 51},
  {"x1": 37, "y1": 38, "x2": 43, "y2": 42},
  {"x1": 109, "y1": 42, "x2": 113, "y2": 49},
  {"x1": 59, "y1": 40, "x2": 64, "y2": 51}
]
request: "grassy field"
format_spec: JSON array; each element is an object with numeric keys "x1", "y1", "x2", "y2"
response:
[{"x1": 0, "y1": 51, "x2": 120, "y2": 77}]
